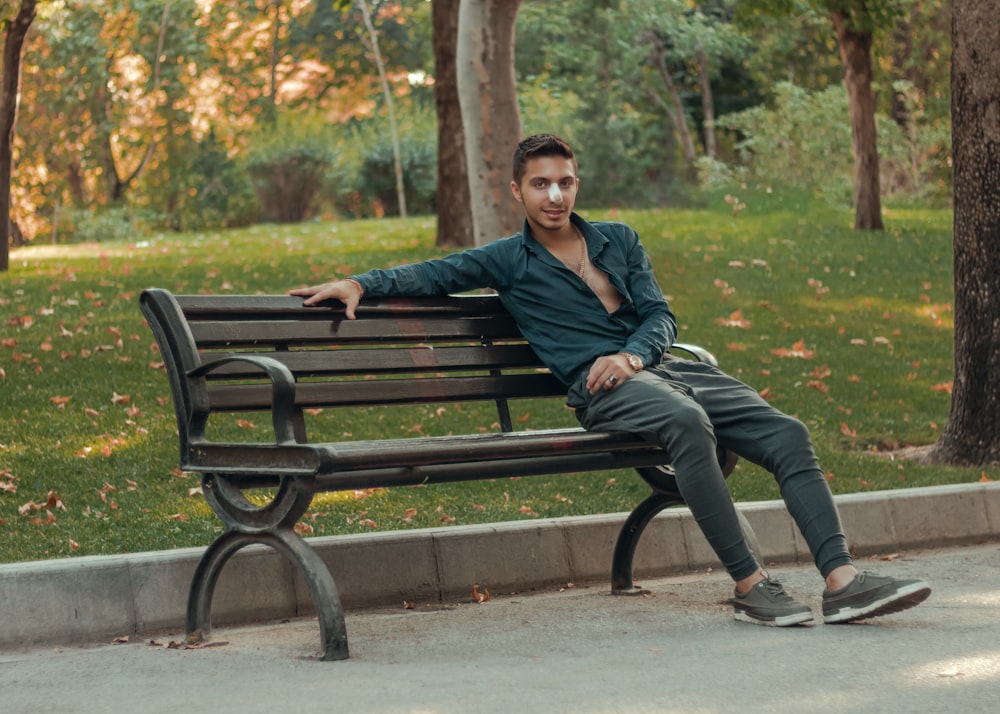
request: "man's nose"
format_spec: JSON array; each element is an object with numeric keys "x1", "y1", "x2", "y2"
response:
[{"x1": 547, "y1": 184, "x2": 562, "y2": 203}]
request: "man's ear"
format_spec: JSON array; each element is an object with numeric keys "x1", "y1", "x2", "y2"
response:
[{"x1": 510, "y1": 180, "x2": 523, "y2": 203}]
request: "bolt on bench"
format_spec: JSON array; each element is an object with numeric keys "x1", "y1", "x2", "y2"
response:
[{"x1": 140, "y1": 289, "x2": 751, "y2": 661}]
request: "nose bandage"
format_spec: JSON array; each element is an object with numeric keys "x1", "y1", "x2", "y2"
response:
[{"x1": 547, "y1": 183, "x2": 562, "y2": 203}]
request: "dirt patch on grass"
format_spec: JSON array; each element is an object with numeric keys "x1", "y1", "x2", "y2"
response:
[{"x1": 868, "y1": 444, "x2": 938, "y2": 464}]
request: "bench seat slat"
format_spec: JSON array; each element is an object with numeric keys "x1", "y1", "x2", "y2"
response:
[
  {"x1": 186, "y1": 428, "x2": 663, "y2": 481},
  {"x1": 311, "y1": 449, "x2": 667, "y2": 492},
  {"x1": 310, "y1": 427, "x2": 654, "y2": 471}
]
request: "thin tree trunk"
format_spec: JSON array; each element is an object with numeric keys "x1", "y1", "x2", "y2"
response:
[
  {"x1": 432, "y1": 0, "x2": 473, "y2": 247},
  {"x1": 358, "y1": 0, "x2": 406, "y2": 218},
  {"x1": 698, "y1": 48, "x2": 716, "y2": 159},
  {"x1": 648, "y1": 36, "x2": 697, "y2": 177},
  {"x1": 456, "y1": 0, "x2": 523, "y2": 246},
  {"x1": 929, "y1": 0, "x2": 1000, "y2": 465},
  {"x1": 831, "y1": 7, "x2": 884, "y2": 230},
  {"x1": 270, "y1": 1, "x2": 280, "y2": 110},
  {"x1": 125, "y1": 2, "x2": 171, "y2": 189},
  {"x1": 1, "y1": 0, "x2": 38, "y2": 271}
]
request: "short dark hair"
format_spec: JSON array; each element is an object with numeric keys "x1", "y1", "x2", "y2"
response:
[{"x1": 512, "y1": 134, "x2": 577, "y2": 184}]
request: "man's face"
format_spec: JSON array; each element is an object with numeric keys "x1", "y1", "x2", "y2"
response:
[{"x1": 511, "y1": 156, "x2": 579, "y2": 234}]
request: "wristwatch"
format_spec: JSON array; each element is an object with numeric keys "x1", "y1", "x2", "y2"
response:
[{"x1": 621, "y1": 352, "x2": 643, "y2": 372}]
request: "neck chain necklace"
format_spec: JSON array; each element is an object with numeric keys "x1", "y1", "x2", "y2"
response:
[{"x1": 573, "y1": 225, "x2": 587, "y2": 279}]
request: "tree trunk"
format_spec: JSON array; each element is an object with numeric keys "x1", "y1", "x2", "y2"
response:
[
  {"x1": 1, "y1": 0, "x2": 37, "y2": 272},
  {"x1": 889, "y1": 5, "x2": 914, "y2": 130},
  {"x1": 358, "y1": 0, "x2": 406, "y2": 218},
  {"x1": 647, "y1": 36, "x2": 697, "y2": 179},
  {"x1": 831, "y1": 6, "x2": 884, "y2": 231},
  {"x1": 929, "y1": 0, "x2": 1000, "y2": 466},
  {"x1": 698, "y1": 48, "x2": 716, "y2": 160},
  {"x1": 432, "y1": 0, "x2": 473, "y2": 247},
  {"x1": 456, "y1": 0, "x2": 523, "y2": 246}
]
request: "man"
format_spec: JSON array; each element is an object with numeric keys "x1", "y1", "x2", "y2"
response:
[{"x1": 290, "y1": 134, "x2": 931, "y2": 626}]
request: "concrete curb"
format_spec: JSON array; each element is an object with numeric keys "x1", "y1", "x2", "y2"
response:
[{"x1": 2, "y1": 482, "x2": 998, "y2": 649}]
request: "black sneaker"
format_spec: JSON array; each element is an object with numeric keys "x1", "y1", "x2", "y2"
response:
[
  {"x1": 733, "y1": 577, "x2": 814, "y2": 627},
  {"x1": 823, "y1": 571, "x2": 931, "y2": 624}
]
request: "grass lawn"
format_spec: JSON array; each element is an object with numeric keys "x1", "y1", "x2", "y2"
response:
[{"x1": 1, "y1": 187, "x2": 993, "y2": 564}]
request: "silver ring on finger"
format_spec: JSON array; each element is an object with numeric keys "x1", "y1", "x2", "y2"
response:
[{"x1": 607, "y1": 375, "x2": 618, "y2": 386}]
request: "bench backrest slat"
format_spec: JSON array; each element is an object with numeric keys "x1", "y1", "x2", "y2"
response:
[
  {"x1": 200, "y1": 344, "x2": 547, "y2": 379},
  {"x1": 186, "y1": 315, "x2": 523, "y2": 348},
  {"x1": 206, "y1": 373, "x2": 566, "y2": 411}
]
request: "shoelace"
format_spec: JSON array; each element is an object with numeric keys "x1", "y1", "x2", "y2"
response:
[{"x1": 758, "y1": 579, "x2": 791, "y2": 599}]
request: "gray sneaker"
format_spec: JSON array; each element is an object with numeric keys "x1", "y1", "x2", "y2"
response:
[
  {"x1": 823, "y1": 571, "x2": 931, "y2": 624},
  {"x1": 733, "y1": 577, "x2": 814, "y2": 627}
]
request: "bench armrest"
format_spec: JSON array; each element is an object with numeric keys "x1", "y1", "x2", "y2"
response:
[
  {"x1": 670, "y1": 342, "x2": 718, "y2": 367},
  {"x1": 189, "y1": 354, "x2": 300, "y2": 445}
]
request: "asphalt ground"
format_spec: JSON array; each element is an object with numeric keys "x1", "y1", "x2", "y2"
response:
[{"x1": 3, "y1": 542, "x2": 999, "y2": 714}]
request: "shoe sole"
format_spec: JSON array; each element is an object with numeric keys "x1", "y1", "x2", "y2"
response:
[
  {"x1": 823, "y1": 582, "x2": 932, "y2": 624},
  {"x1": 734, "y1": 609, "x2": 815, "y2": 627}
]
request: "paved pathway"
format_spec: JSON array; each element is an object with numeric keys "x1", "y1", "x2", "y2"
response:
[{"x1": 4, "y1": 543, "x2": 998, "y2": 714}]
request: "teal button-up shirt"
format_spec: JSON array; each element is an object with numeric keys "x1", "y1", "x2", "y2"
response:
[{"x1": 351, "y1": 214, "x2": 678, "y2": 389}]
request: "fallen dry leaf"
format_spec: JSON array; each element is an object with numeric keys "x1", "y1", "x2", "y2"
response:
[
  {"x1": 164, "y1": 639, "x2": 229, "y2": 650},
  {"x1": 472, "y1": 584, "x2": 491, "y2": 603},
  {"x1": 50, "y1": 395, "x2": 72, "y2": 409},
  {"x1": 715, "y1": 309, "x2": 752, "y2": 329},
  {"x1": 771, "y1": 339, "x2": 815, "y2": 359}
]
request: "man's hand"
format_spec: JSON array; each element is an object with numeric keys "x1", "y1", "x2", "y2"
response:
[
  {"x1": 288, "y1": 280, "x2": 364, "y2": 319},
  {"x1": 585, "y1": 353, "x2": 638, "y2": 395}
]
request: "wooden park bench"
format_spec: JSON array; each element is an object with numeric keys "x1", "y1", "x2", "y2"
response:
[{"x1": 140, "y1": 289, "x2": 745, "y2": 661}]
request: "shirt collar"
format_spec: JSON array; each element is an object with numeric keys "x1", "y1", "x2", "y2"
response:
[{"x1": 520, "y1": 213, "x2": 609, "y2": 256}]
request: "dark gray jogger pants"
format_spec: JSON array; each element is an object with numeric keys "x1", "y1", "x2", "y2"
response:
[{"x1": 570, "y1": 355, "x2": 853, "y2": 582}]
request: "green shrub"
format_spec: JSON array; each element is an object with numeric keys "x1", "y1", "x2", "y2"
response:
[
  {"x1": 245, "y1": 113, "x2": 334, "y2": 223},
  {"x1": 181, "y1": 128, "x2": 261, "y2": 230},
  {"x1": 57, "y1": 205, "x2": 157, "y2": 243},
  {"x1": 715, "y1": 81, "x2": 951, "y2": 203},
  {"x1": 356, "y1": 135, "x2": 437, "y2": 217},
  {"x1": 717, "y1": 82, "x2": 855, "y2": 200},
  {"x1": 323, "y1": 108, "x2": 438, "y2": 218}
]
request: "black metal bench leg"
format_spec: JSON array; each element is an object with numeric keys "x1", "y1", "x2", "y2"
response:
[
  {"x1": 611, "y1": 498, "x2": 762, "y2": 596},
  {"x1": 611, "y1": 492, "x2": 685, "y2": 594},
  {"x1": 612, "y1": 456, "x2": 758, "y2": 595},
  {"x1": 186, "y1": 529, "x2": 350, "y2": 661}
]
